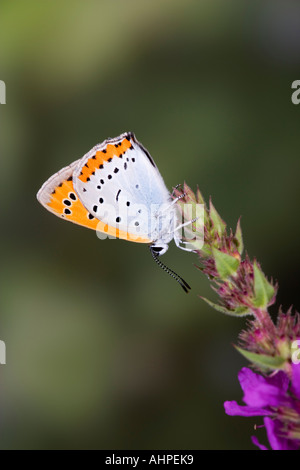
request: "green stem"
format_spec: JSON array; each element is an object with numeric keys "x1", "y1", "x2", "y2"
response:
[{"x1": 252, "y1": 307, "x2": 275, "y2": 333}]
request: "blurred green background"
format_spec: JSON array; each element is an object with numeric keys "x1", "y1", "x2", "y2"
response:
[{"x1": 0, "y1": 0, "x2": 300, "y2": 450}]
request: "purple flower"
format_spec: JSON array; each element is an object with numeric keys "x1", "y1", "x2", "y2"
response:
[{"x1": 224, "y1": 365, "x2": 300, "y2": 450}]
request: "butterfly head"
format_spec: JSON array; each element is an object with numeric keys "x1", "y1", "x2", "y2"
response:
[{"x1": 150, "y1": 243, "x2": 169, "y2": 256}]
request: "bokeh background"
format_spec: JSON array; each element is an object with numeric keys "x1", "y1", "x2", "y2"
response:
[{"x1": 1, "y1": 0, "x2": 300, "y2": 450}]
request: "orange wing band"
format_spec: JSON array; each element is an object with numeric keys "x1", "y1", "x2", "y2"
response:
[
  {"x1": 48, "y1": 178, "x2": 150, "y2": 243},
  {"x1": 78, "y1": 138, "x2": 132, "y2": 183}
]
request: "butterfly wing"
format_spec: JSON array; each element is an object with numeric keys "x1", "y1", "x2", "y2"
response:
[
  {"x1": 73, "y1": 132, "x2": 172, "y2": 241},
  {"x1": 37, "y1": 159, "x2": 100, "y2": 230},
  {"x1": 37, "y1": 158, "x2": 150, "y2": 242}
]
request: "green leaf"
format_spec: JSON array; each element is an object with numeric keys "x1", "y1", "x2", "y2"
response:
[
  {"x1": 201, "y1": 297, "x2": 251, "y2": 316},
  {"x1": 252, "y1": 262, "x2": 275, "y2": 309},
  {"x1": 209, "y1": 199, "x2": 226, "y2": 235},
  {"x1": 196, "y1": 186, "x2": 205, "y2": 204},
  {"x1": 234, "y1": 218, "x2": 243, "y2": 255},
  {"x1": 212, "y1": 247, "x2": 240, "y2": 280},
  {"x1": 235, "y1": 346, "x2": 286, "y2": 371},
  {"x1": 199, "y1": 244, "x2": 212, "y2": 257},
  {"x1": 183, "y1": 182, "x2": 196, "y2": 202}
]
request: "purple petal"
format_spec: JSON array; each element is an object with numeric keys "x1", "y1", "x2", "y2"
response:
[
  {"x1": 238, "y1": 368, "x2": 289, "y2": 396},
  {"x1": 243, "y1": 382, "x2": 289, "y2": 408},
  {"x1": 237, "y1": 368, "x2": 289, "y2": 408},
  {"x1": 264, "y1": 370, "x2": 289, "y2": 393},
  {"x1": 224, "y1": 400, "x2": 272, "y2": 417},
  {"x1": 291, "y1": 363, "x2": 300, "y2": 399},
  {"x1": 251, "y1": 435, "x2": 269, "y2": 450},
  {"x1": 238, "y1": 368, "x2": 266, "y2": 394},
  {"x1": 264, "y1": 417, "x2": 300, "y2": 450}
]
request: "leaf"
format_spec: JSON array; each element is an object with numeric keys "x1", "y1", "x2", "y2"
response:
[
  {"x1": 212, "y1": 247, "x2": 240, "y2": 280},
  {"x1": 196, "y1": 186, "x2": 205, "y2": 204},
  {"x1": 235, "y1": 346, "x2": 286, "y2": 371},
  {"x1": 234, "y1": 218, "x2": 243, "y2": 255},
  {"x1": 201, "y1": 297, "x2": 251, "y2": 316},
  {"x1": 209, "y1": 199, "x2": 226, "y2": 235},
  {"x1": 183, "y1": 182, "x2": 196, "y2": 202},
  {"x1": 199, "y1": 244, "x2": 212, "y2": 257},
  {"x1": 252, "y1": 262, "x2": 275, "y2": 309}
]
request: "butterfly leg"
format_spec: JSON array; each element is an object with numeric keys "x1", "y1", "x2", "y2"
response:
[
  {"x1": 174, "y1": 235, "x2": 197, "y2": 252},
  {"x1": 171, "y1": 183, "x2": 182, "y2": 196},
  {"x1": 174, "y1": 217, "x2": 198, "y2": 232},
  {"x1": 173, "y1": 216, "x2": 200, "y2": 252},
  {"x1": 159, "y1": 192, "x2": 186, "y2": 216}
]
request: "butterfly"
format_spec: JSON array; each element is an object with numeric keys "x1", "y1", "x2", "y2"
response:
[{"x1": 37, "y1": 132, "x2": 195, "y2": 292}]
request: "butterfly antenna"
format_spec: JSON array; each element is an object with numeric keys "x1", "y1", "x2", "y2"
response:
[{"x1": 149, "y1": 247, "x2": 191, "y2": 293}]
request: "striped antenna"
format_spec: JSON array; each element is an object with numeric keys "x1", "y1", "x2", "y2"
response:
[{"x1": 149, "y1": 247, "x2": 191, "y2": 293}]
